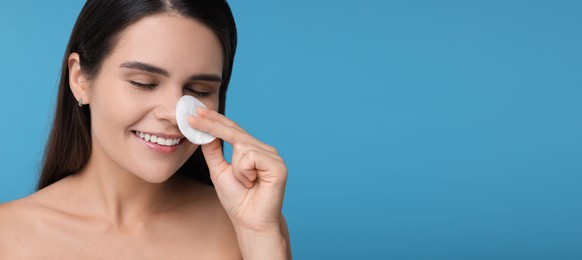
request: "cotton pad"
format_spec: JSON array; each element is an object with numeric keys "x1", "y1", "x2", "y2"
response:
[{"x1": 176, "y1": 95, "x2": 216, "y2": 145}]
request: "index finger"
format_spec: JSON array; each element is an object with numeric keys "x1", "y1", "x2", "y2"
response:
[
  {"x1": 196, "y1": 107, "x2": 246, "y2": 133},
  {"x1": 188, "y1": 114, "x2": 243, "y2": 145},
  {"x1": 188, "y1": 110, "x2": 279, "y2": 154}
]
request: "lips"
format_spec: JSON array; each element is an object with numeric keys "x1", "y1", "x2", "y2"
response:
[
  {"x1": 133, "y1": 130, "x2": 182, "y2": 146},
  {"x1": 131, "y1": 130, "x2": 185, "y2": 154}
]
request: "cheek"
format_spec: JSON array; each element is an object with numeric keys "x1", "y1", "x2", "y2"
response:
[
  {"x1": 197, "y1": 95, "x2": 220, "y2": 112},
  {"x1": 208, "y1": 94, "x2": 220, "y2": 111},
  {"x1": 89, "y1": 80, "x2": 149, "y2": 136}
]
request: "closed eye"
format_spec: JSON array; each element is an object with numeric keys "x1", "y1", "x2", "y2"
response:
[
  {"x1": 130, "y1": 80, "x2": 157, "y2": 89},
  {"x1": 130, "y1": 80, "x2": 213, "y2": 97},
  {"x1": 186, "y1": 88, "x2": 212, "y2": 98}
]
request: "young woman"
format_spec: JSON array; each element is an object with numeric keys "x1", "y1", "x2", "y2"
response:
[{"x1": 0, "y1": 1, "x2": 290, "y2": 259}]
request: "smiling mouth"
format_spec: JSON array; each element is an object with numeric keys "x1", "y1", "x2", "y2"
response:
[{"x1": 132, "y1": 131, "x2": 184, "y2": 147}]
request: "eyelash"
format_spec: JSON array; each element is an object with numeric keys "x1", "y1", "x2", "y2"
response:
[
  {"x1": 130, "y1": 81, "x2": 156, "y2": 89},
  {"x1": 130, "y1": 81, "x2": 212, "y2": 97}
]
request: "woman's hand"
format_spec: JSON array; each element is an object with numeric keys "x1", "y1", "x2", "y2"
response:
[
  {"x1": 188, "y1": 107, "x2": 288, "y2": 233},
  {"x1": 189, "y1": 107, "x2": 290, "y2": 259}
]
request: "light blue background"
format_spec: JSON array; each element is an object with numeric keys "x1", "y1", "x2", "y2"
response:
[{"x1": 1, "y1": 1, "x2": 581, "y2": 259}]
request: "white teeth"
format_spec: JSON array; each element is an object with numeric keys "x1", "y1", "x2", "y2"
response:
[{"x1": 135, "y1": 131, "x2": 181, "y2": 147}]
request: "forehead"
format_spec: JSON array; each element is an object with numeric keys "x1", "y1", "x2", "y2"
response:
[{"x1": 106, "y1": 13, "x2": 224, "y2": 76}]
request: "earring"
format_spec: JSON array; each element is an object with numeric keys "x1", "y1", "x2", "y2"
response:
[{"x1": 78, "y1": 97, "x2": 83, "y2": 107}]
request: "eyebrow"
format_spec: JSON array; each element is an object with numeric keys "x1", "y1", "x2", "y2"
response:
[{"x1": 120, "y1": 61, "x2": 222, "y2": 82}]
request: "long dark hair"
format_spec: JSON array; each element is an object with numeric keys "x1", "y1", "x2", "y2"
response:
[{"x1": 37, "y1": 0, "x2": 237, "y2": 190}]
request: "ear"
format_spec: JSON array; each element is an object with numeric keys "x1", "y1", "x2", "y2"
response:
[{"x1": 68, "y1": 52, "x2": 90, "y2": 105}]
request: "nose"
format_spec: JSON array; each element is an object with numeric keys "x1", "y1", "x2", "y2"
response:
[{"x1": 153, "y1": 87, "x2": 181, "y2": 125}]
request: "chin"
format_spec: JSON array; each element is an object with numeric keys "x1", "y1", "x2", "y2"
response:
[
  {"x1": 135, "y1": 167, "x2": 177, "y2": 184},
  {"x1": 141, "y1": 173, "x2": 174, "y2": 184}
]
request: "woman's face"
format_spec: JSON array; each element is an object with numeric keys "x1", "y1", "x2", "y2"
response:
[{"x1": 84, "y1": 14, "x2": 223, "y2": 183}]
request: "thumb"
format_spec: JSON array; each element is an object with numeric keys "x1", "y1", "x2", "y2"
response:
[{"x1": 201, "y1": 139, "x2": 229, "y2": 182}]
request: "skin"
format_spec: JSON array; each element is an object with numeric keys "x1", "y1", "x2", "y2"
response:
[{"x1": 0, "y1": 14, "x2": 290, "y2": 259}]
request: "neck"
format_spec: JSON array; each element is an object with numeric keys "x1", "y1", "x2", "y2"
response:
[{"x1": 72, "y1": 147, "x2": 182, "y2": 229}]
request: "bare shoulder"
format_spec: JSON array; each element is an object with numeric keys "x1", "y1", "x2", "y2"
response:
[
  {"x1": 0, "y1": 195, "x2": 40, "y2": 229},
  {"x1": 0, "y1": 195, "x2": 44, "y2": 256},
  {"x1": 0, "y1": 199, "x2": 19, "y2": 235},
  {"x1": 0, "y1": 178, "x2": 77, "y2": 257}
]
